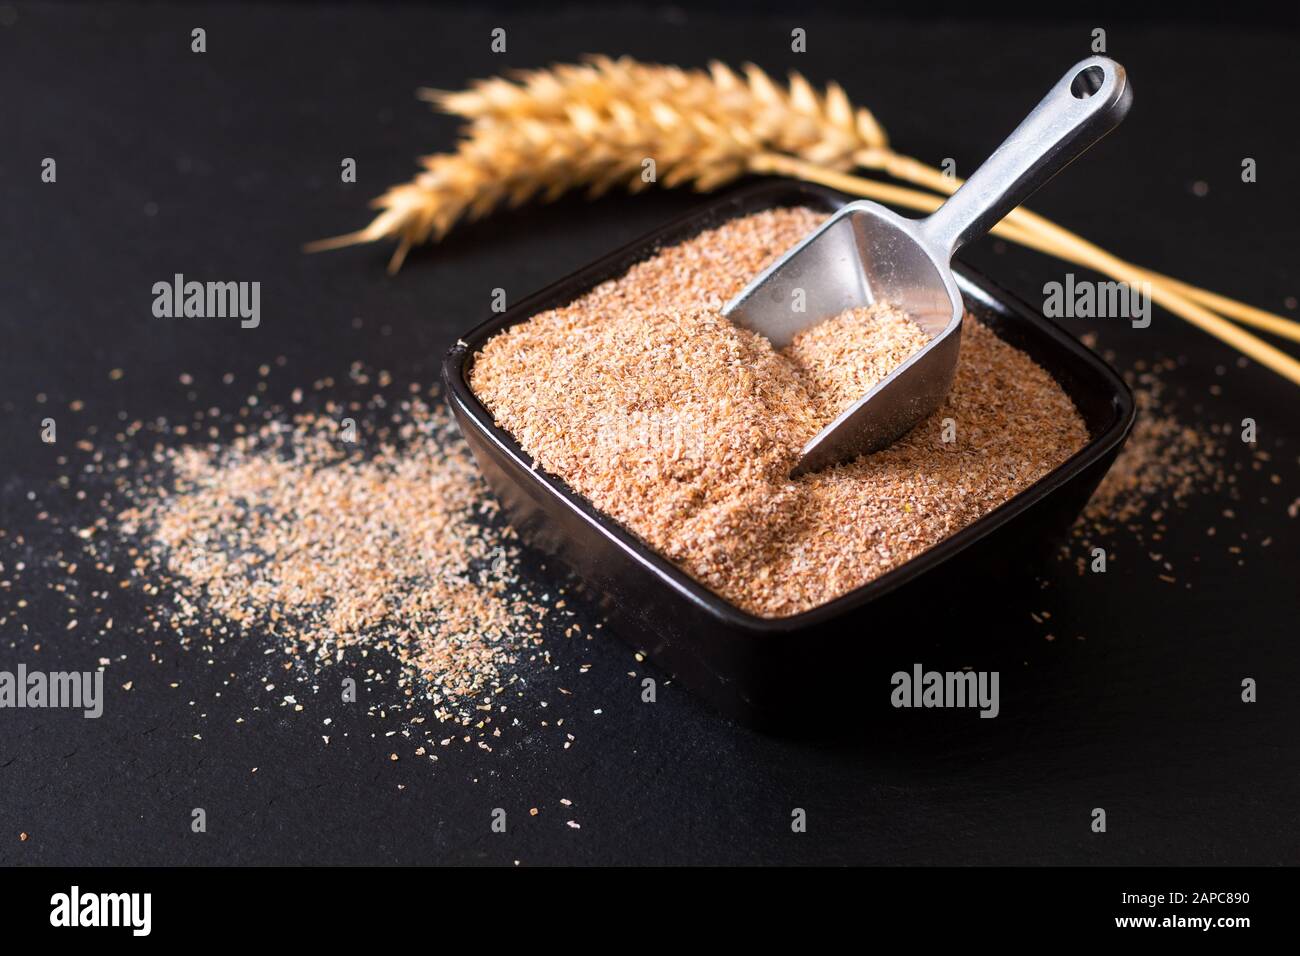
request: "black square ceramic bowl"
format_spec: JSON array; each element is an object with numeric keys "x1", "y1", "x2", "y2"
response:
[{"x1": 443, "y1": 182, "x2": 1135, "y2": 727}]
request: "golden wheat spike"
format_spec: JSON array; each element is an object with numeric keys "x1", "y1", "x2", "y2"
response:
[
  {"x1": 301, "y1": 58, "x2": 1300, "y2": 393},
  {"x1": 311, "y1": 59, "x2": 884, "y2": 271}
]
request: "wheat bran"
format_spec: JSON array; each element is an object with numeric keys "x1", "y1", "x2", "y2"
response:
[
  {"x1": 88, "y1": 386, "x2": 562, "y2": 744},
  {"x1": 470, "y1": 207, "x2": 1090, "y2": 617}
]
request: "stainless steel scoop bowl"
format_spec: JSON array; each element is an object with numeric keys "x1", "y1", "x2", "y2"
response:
[{"x1": 723, "y1": 57, "x2": 1133, "y2": 475}]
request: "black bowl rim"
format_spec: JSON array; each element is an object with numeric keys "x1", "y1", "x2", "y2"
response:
[{"x1": 441, "y1": 181, "x2": 1136, "y2": 634}]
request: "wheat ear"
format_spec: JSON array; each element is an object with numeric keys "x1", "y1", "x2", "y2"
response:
[
  {"x1": 307, "y1": 57, "x2": 1300, "y2": 384},
  {"x1": 306, "y1": 56, "x2": 886, "y2": 272}
]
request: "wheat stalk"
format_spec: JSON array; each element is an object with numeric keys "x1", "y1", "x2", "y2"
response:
[{"x1": 307, "y1": 56, "x2": 1300, "y2": 384}]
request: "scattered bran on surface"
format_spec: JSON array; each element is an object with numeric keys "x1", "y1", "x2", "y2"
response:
[
  {"x1": 113, "y1": 399, "x2": 547, "y2": 719},
  {"x1": 0, "y1": 373, "x2": 588, "y2": 753},
  {"x1": 469, "y1": 207, "x2": 1091, "y2": 618},
  {"x1": 1062, "y1": 353, "x2": 1250, "y2": 585},
  {"x1": 1079, "y1": 361, "x2": 1224, "y2": 530}
]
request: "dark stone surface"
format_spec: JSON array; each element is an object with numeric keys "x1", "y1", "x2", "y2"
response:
[{"x1": 0, "y1": 2, "x2": 1296, "y2": 865}]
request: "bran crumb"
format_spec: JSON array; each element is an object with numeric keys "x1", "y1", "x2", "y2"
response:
[{"x1": 470, "y1": 208, "x2": 1089, "y2": 617}]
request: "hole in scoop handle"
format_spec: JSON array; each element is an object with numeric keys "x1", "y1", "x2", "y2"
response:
[{"x1": 919, "y1": 56, "x2": 1133, "y2": 261}]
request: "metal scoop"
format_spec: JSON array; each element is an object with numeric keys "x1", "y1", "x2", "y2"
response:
[{"x1": 723, "y1": 57, "x2": 1133, "y2": 475}]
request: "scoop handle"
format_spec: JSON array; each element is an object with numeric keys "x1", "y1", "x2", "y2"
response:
[{"x1": 919, "y1": 56, "x2": 1132, "y2": 260}]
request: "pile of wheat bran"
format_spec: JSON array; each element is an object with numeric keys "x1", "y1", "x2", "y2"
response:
[{"x1": 470, "y1": 207, "x2": 1089, "y2": 617}]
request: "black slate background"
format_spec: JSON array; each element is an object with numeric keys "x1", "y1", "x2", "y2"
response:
[{"x1": 1, "y1": 2, "x2": 1297, "y2": 866}]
